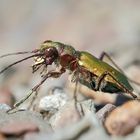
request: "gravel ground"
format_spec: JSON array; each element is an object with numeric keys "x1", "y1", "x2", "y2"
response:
[{"x1": 0, "y1": 1, "x2": 140, "y2": 140}]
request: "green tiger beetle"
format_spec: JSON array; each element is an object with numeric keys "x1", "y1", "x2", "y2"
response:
[{"x1": 0, "y1": 40, "x2": 139, "y2": 110}]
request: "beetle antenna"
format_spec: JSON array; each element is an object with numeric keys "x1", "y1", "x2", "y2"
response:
[
  {"x1": 0, "y1": 53, "x2": 42, "y2": 74},
  {"x1": 0, "y1": 49, "x2": 39, "y2": 59}
]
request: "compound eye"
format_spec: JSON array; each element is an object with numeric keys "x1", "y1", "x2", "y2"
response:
[
  {"x1": 45, "y1": 47, "x2": 58, "y2": 56},
  {"x1": 43, "y1": 47, "x2": 58, "y2": 65}
]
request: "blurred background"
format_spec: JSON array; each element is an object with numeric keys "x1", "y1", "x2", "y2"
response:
[{"x1": 0, "y1": 0, "x2": 140, "y2": 106}]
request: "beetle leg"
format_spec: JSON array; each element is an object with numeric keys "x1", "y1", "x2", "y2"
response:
[
  {"x1": 30, "y1": 68, "x2": 66, "y2": 101},
  {"x1": 7, "y1": 68, "x2": 66, "y2": 113},
  {"x1": 73, "y1": 76, "x2": 78, "y2": 104},
  {"x1": 40, "y1": 65, "x2": 48, "y2": 77},
  {"x1": 99, "y1": 52, "x2": 123, "y2": 72},
  {"x1": 72, "y1": 70, "x2": 84, "y2": 117},
  {"x1": 94, "y1": 73, "x2": 106, "y2": 91},
  {"x1": 99, "y1": 52, "x2": 140, "y2": 86},
  {"x1": 27, "y1": 69, "x2": 66, "y2": 109},
  {"x1": 95, "y1": 71, "x2": 138, "y2": 99}
]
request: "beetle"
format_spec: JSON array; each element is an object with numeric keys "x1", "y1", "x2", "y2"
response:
[{"x1": 0, "y1": 40, "x2": 139, "y2": 109}]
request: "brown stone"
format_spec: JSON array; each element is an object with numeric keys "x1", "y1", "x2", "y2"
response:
[{"x1": 104, "y1": 100, "x2": 140, "y2": 136}]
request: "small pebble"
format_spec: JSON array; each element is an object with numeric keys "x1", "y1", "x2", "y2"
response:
[
  {"x1": 49, "y1": 100, "x2": 81, "y2": 130},
  {"x1": 0, "y1": 104, "x2": 11, "y2": 111},
  {"x1": 39, "y1": 88, "x2": 69, "y2": 115},
  {"x1": 39, "y1": 94, "x2": 68, "y2": 112},
  {"x1": 49, "y1": 99, "x2": 96, "y2": 130}
]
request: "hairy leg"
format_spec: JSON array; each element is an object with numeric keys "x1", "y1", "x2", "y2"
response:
[
  {"x1": 99, "y1": 52, "x2": 140, "y2": 86},
  {"x1": 7, "y1": 68, "x2": 65, "y2": 113}
]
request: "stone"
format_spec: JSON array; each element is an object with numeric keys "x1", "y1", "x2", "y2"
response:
[
  {"x1": 25, "y1": 113, "x2": 102, "y2": 140},
  {"x1": 49, "y1": 99, "x2": 96, "y2": 130},
  {"x1": 105, "y1": 101, "x2": 140, "y2": 136},
  {"x1": 0, "y1": 110, "x2": 52, "y2": 133},
  {"x1": 0, "y1": 104, "x2": 11, "y2": 111},
  {"x1": 0, "y1": 121, "x2": 39, "y2": 136}
]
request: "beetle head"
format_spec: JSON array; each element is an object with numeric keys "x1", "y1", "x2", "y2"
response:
[{"x1": 35, "y1": 40, "x2": 77, "y2": 65}]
